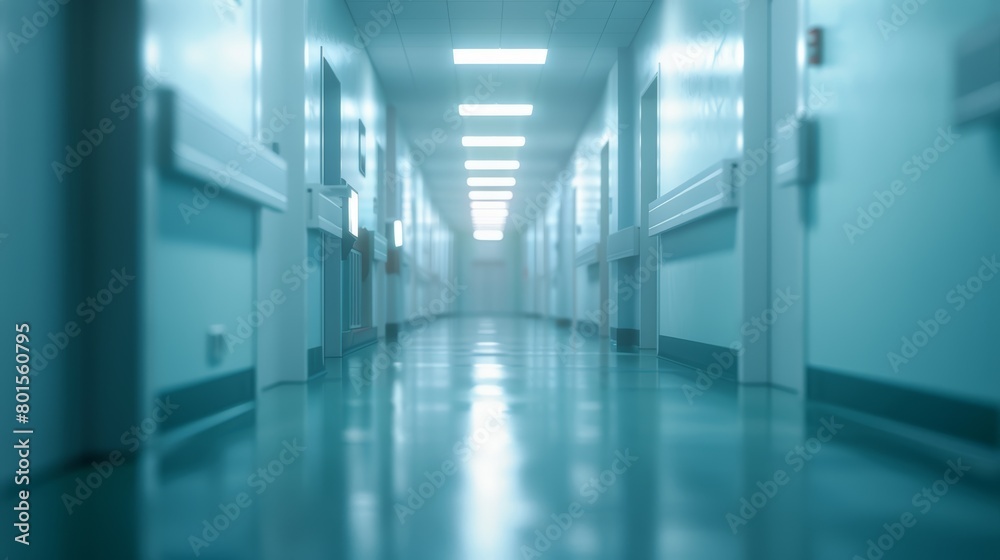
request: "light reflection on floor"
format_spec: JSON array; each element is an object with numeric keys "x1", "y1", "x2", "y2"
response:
[{"x1": 17, "y1": 317, "x2": 1000, "y2": 559}]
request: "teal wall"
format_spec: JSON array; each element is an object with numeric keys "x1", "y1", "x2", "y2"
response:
[
  {"x1": 149, "y1": 182, "x2": 257, "y2": 389},
  {"x1": 0, "y1": 1, "x2": 85, "y2": 473},
  {"x1": 807, "y1": 0, "x2": 1000, "y2": 403}
]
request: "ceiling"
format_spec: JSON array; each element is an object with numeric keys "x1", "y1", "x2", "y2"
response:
[{"x1": 346, "y1": 0, "x2": 655, "y2": 232}]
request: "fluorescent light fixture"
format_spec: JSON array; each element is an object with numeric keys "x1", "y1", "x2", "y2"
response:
[
  {"x1": 393, "y1": 220, "x2": 403, "y2": 248},
  {"x1": 453, "y1": 49, "x2": 547, "y2": 65},
  {"x1": 469, "y1": 190, "x2": 513, "y2": 201},
  {"x1": 470, "y1": 201, "x2": 508, "y2": 210},
  {"x1": 462, "y1": 136, "x2": 526, "y2": 147},
  {"x1": 472, "y1": 209, "x2": 509, "y2": 219},
  {"x1": 474, "y1": 230, "x2": 505, "y2": 241},
  {"x1": 472, "y1": 211, "x2": 508, "y2": 219},
  {"x1": 466, "y1": 160, "x2": 519, "y2": 170},
  {"x1": 467, "y1": 177, "x2": 516, "y2": 187},
  {"x1": 459, "y1": 104, "x2": 533, "y2": 117}
]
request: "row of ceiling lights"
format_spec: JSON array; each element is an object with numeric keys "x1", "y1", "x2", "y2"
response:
[{"x1": 454, "y1": 49, "x2": 548, "y2": 241}]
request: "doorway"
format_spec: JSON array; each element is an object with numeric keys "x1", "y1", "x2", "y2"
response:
[{"x1": 311, "y1": 51, "x2": 343, "y2": 369}]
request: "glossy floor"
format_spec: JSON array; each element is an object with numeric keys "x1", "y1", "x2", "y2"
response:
[{"x1": 23, "y1": 317, "x2": 1000, "y2": 559}]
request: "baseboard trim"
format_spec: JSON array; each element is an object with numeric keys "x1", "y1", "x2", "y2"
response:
[
  {"x1": 157, "y1": 368, "x2": 255, "y2": 432},
  {"x1": 808, "y1": 367, "x2": 1000, "y2": 447},
  {"x1": 343, "y1": 326, "x2": 378, "y2": 354},
  {"x1": 611, "y1": 327, "x2": 640, "y2": 349},
  {"x1": 658, "y1": 335, "x2": 738, "y2": 381}
]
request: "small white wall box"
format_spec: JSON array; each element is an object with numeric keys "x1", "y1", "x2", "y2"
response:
[{"x1": 955, "y1": 17, "x2": 1000, "y2": 125}]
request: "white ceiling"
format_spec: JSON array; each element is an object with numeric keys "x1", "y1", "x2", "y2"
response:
[{"x1": 346, "y1": 0, "x2": 654, "y2": 231}]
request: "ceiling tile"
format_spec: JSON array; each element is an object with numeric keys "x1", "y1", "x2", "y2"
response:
[
  {"x1": 450, "y1": 18, "x2": 503, "y2": 34},
  {"x1": 556, "y1": 1, "x2": 615, "y2": 19},
  {"x1": 400, "y1": 33, "x2": 453, "y2": 47},
  {"x1": 367, "y1": 31, "x2": 404, "y2": 48},
  {"x1": 502, "y1": 1, "x2": 558, "y2": 20},
  {"x1": 394, "y1": 1, "x2": 449, "y2": 19},
  {"x1": 396, "y1": 18, "x2": 452, "y2": 33},
  {"x1": 598, "y1": 33, "x2": 633, "y2": 48},
  {"x1": 547, "y1": 33, "x2": 600, "y2": 47},
  {"x1": 450, "y1": 33, "x2": 501, "y2": 48},
  {"x1": 499, "y1": 18, "x2": 554, "y2": 35},
  {"x1": 550, "y1": 18, "x2": 607, "y2": 34},
  {"x1": 447, "y1": 0, "x2": 502, "y2": 19},
  {"x1": 610, "y1": 2, "x2": 653, "y2": 19},
  {"x1": 499, "y1": 33, "x2": 551, "y2": 48},
  {"x1": 602, "y1": 18, "x2": 643, "y2": 35}
]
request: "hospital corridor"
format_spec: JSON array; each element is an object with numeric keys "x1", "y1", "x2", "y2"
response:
[{"x1": 1, "y1": 0, "x2": 999, "y2": 558}]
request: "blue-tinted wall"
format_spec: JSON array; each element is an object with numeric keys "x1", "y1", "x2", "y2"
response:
[
  {"x1": 631, "y1": 0, "x2": 748, "y2": 348},
  {"x1": 806, "y1": 0, "x2": 1000, "y2": 404}
]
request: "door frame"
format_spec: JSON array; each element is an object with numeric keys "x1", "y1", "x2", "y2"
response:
[
  {"x1": 599, "y1": 141, "x2": 611, "y2": 338},
  {"x1": 766, "y1": 0, "x2": 808, "y2": 393},
  {"x1": 638, "y1": 67, "x2": 660, "y2": 350}
]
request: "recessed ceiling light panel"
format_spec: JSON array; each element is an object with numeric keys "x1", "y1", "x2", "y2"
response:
[
  {"x1": 470, "y1": 201, "x2": 508, "y2": 209},
  {"x1": 458, "y1": 104, "x2": 533, "y2": 117},
  {"x1": 467, "y1": 177, "x2": 516, "y2": 187},
  {"x1": 462, "y1": 136, "x2": 526, "y2": 147},
  {"x1": 469, "y1": 191, "x2": 514, "y2": 201},
  {"x1": 472, "y1": 208, "x2": 509, "y2": 218},
  {"x1": 454, "y1": 49, "x2": 547, "y2": 65},
  {"x1": 465, "y1": 160, "x2": 520, "y2": 170}
]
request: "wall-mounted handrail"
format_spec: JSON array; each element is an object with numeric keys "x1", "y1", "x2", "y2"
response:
[
  {"x1": 648, "y1": 159, "x2": 738, "y2": 236},
  {"x1": 575, "y1": 242, "x2": 600, "y2": 267},
  {"x1": 606, "y1": 226, "x2": 640, "y2": 261},
  {"x1": 158, "y1": 89, "x2": 287, "y2": 211}
]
